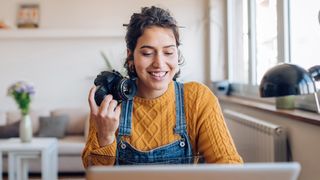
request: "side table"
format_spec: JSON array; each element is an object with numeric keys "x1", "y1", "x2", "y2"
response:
[{"x1": 0, "y1": 138, "x2": 58, "y2": 180}]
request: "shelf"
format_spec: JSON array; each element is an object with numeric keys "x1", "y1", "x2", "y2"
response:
[
  {"x1": 218, "y1": 95, "x2": 320, "y2": 126},
  {"x1": 0, "y1": 29, "x2": 125, "y2": 39}
]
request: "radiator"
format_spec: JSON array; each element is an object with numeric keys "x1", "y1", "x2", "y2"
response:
[{"x1": 223, "y1": 109, "x2": 288, "y2": 162}]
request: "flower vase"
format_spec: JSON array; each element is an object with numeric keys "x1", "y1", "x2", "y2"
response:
[{"x1": 20, "y1": 114, "x2": 33, "y2": 143}]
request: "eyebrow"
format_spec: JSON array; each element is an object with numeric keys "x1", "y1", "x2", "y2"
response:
[{"x1": 140, "y1": 45, "x2": 176, "y2": 49}]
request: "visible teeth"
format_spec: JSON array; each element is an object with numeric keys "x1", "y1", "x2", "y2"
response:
[{"x1": 150, "y1": 72, "x2": 166, "y2": 77}]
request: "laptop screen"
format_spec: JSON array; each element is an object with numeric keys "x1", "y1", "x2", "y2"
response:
[{"x1": 86, "y1": 162, "x2": 301, "y2": 180}]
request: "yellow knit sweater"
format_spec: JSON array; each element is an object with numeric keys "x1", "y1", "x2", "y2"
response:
[{"x1": 82, "y1": 81, "x2": 243, "y2": 167}]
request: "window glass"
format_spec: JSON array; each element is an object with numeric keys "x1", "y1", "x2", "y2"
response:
[
  {"x1": 290, "y1": 0, "x2": 320, "y2": 71},
  {"x1": 255, "y1": 0, "x2": 278, "y2": 85},
  {"x1": 229, "y1": 0, "x2": 249, "y2": 84},
  {"x1": 242, "y1": 0, "x2": 249, "y2": 84}
]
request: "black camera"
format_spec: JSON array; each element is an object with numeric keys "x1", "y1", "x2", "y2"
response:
[{"x1": 94, "y1": 70, "x2": 137, "y2": 106}]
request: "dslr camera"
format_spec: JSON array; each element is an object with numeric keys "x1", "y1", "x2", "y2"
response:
[{"x1": 94, "y1": 70, "x2": 137, "y2": 106}]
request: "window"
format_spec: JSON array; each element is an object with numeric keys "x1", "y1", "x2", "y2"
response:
[
  {"x1": 228, "y1": 0, "x2": 279, "y2": 85},
  {"x1": 290, "y1": 0, "x2": 320, "y2": 70},
  {"x1": 216, "y1": 0, "x2": 320, "y2": 112},
  {"x1": 289, "y1": 0, "x2": 320, "y2": 111},
  {"x1": 255, "y1": 0, "x2": 278, "y2": 85},
  {"x1": 228, "y1": 0, "x2": 249, "y2": 84}
]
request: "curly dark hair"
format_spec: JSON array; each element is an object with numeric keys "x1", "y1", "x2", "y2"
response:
[{"x1": 124, "y1": 6, "x2": 184, "y2": 80}]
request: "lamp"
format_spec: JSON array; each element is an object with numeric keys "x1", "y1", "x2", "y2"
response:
[
  {"x1": 259, "y1": 63, "x2": 320, "y2": 113},
  {"x1": 309, "y1": 65, "x2": 320, "y2": 81}
]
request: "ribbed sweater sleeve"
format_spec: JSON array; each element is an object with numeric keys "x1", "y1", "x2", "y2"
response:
[
  {"x1": 184, "y1": 82, "x2": 243, "y2": 163},
  {"x1": 81, "y1": 116, "x2": 117, "y2": 168}
]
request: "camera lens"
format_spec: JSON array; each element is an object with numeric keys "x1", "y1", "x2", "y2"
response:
[{"x1": 117, "y1": 79, "x2": 137, "y2": 101}]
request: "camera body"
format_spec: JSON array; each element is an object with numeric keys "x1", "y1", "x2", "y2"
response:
[{"x1": 94, "y1": 70, "x2": 137, "y2": 106}]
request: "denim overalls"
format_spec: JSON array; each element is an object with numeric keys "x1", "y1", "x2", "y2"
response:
[{"x1": 115, "y1": 81, "x2": 193, "y2": 165}]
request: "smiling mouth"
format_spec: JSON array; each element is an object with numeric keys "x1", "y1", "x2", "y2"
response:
[{"x1": 148, "y1": 71, "x2": 168, "y2": 78}]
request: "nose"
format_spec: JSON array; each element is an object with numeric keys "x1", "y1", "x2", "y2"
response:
[{"x1": 152, "y1": 53, "x2": 165, "y2": 68}]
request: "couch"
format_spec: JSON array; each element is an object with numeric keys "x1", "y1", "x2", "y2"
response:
[{"x1": 0, "y1": 107, "x2": 89, "y2": 173}]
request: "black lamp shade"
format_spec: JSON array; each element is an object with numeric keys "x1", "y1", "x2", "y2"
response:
[{"x1": 259, "y1": 63, "x2": 316, "y2": 97}]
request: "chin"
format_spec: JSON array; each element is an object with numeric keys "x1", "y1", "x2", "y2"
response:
[{"x1": 149, "y1": 80, "x2": 170, "y2": 90}]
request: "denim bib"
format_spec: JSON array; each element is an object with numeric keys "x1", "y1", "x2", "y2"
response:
[{"x1": 115, "y1": 81, "x2": 193, "y2": 165}]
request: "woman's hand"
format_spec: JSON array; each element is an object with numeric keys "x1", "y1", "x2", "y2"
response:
[{"x1": 88, "y1": 86, "x2": 121, "y2": 147}]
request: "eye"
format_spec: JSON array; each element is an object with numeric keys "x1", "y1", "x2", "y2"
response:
[
  {"x1": 164, "y1": 52, "x2": 174, "y2": 56},
  {"x1": 164, "y1": 47, "x2": 176, "y2": 56},
  {"x1": 142, "y1": 52, "x2": 153, "y2": 56},
  {"x1": 141, "y1": 51, "x2": 154, "y2": 57}
]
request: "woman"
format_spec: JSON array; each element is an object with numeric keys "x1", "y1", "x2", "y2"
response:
[{"x1": 82, "y1": 6, "x2": 242, "y2": 167}]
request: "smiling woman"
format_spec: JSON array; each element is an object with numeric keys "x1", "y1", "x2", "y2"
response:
[{"x1": 82, "y1": 6, "x2": 243, "y2": 167}]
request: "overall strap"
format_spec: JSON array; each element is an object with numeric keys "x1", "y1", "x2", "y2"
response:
[
  {"x1": 118, "y1": 99, "x2": 133, "y2": 136},
  {"x1": 116, "y1": 100, "x2": 133, "y2": 165},
  {"x1": 174, "y1": 81, "x2": 187, "y2": 135}
]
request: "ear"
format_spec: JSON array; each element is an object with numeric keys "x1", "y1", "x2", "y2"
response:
[{"x1": 127, "y1": 49, "x2": 133, "y2": 60}]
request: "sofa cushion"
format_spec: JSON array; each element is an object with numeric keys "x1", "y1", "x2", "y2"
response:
[
  {"x1": 58, "y1": 136, "x2": 85, "y2": 155},
  {"x1": 38, "y1": 115, "x2": 69, "y2": 138},
  {"x1": 0, "y1": 121, "x2": 19, "y2": 138},
  {"x1": 51, "y1": 108, "x2": 88, "y2": 135},
  {"x1": 6, "y1": 110, "x2": 49, "y2": 134}
]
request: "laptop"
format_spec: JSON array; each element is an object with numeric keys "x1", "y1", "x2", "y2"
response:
[{"x1": 86, "y1": 162, "x2": 301, "y2": 180}]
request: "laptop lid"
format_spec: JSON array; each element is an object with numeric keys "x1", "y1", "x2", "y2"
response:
[{"x1": 86, "y1": 162, "x2": 301, "y2": 180}]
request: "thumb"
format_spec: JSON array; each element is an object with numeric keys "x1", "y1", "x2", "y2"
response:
[{"x1": 88, "y1": 86, "x2": 98, "y2": 114}]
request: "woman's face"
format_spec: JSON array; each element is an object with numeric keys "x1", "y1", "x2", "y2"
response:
[{"x1": 130, "y1": 26, "x2": 179, "y2": 98}]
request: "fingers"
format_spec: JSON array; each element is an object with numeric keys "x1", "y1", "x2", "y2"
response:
[
  {"x1": 107, "y1": 99, "x2": 118, "y2": 113},
  {"x1": 114, "y1": 105, "x2": 121, "y2": 118},
  {"x1": 88, "y1": 86, "x2": 98, "y2": 114},
  {"x1": 98, "y1": 95, "x2": 115, "y2": 115},
  {"x1": 93, "y1": 95, "x2": 121, "y2": 146}
]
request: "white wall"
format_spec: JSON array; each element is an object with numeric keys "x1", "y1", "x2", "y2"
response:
[{"x1": 0, "y1": 0, "x2": 209, "y2": 112}]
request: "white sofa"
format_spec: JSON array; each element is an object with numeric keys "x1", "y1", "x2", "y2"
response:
[{"x1": 0, "y1": 107, "x2": 89, "y2": 173}]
